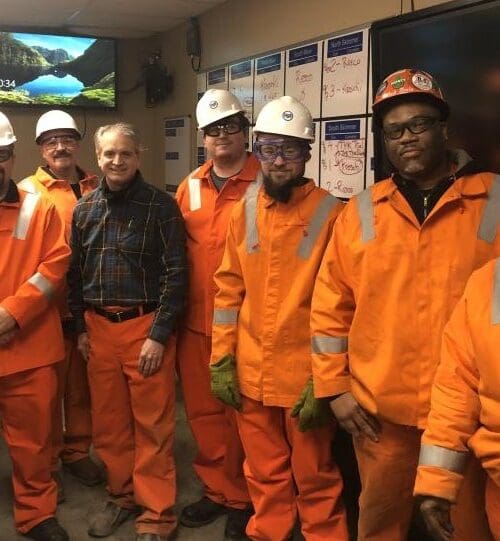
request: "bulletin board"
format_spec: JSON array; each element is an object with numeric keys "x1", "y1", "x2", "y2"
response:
[{"x1": 197, "y1": 24, "x2": 372, "y2": 198}]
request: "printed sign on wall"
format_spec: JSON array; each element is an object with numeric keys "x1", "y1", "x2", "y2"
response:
[
  {"x1": 165, "y1": 116, "x2": 191, "y2": 191},
  {"x1": 305, "y1": 121, "x2": 321, "y2": 184},
  {"x1": 322, "y1": 29, "x2": 369, "y2": 117},
  {"x1": 285, "y1": 42, "x2": 322, "y2": 118},
  {"x1": 253, "y1": 52, "x2": 285, "y2": 121},
  {"x1": 320, "y1": 118, "x2": 366, "y2": 198},
  {"x1": 230, "y1": 59, "x2": 254, "y2": 123},
  {"x1": 207, "y1": 66, "x2": 228, "y2": 90}
]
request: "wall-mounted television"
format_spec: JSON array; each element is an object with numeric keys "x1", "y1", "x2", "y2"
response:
[
  {"x1": 371, "y1": 0, "x2": 500, "y2": 178},
  {"x1": 0, "y1": 31, "x2": 116, "y2": 109}
]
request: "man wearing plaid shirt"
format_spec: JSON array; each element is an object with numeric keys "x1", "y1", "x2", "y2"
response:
[{"x1": 68, "y1": 122, "x2": 187, "y2": 541}]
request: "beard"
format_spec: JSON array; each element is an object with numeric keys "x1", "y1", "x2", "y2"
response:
[{"x1": 263, "y1": 175, "x2": 296, "y2": 203}]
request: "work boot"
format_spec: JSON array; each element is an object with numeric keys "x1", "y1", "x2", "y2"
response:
[
  {"x1": 180, "y1": 496, "x2": 227, "y2": 527},
  {"x1": 24, "y1": 518, "x2": 69, "y2": 541},
  {"x1": 52, "y1": 471, "x2": 65, "y2": 504},
  {"x1": 224, "y1": 506, "x2": 253, "y2": 539},
  {"x1": 88, "y1": 501, "x2": 136, "y2": 537},
  {"x1": 63, "y1": 456, "x2": 104, "y2": 486}
]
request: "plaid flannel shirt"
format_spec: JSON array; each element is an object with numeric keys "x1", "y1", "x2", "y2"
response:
[{"x1": 68, "y1": 172, "x2": 187, "y2": 343}]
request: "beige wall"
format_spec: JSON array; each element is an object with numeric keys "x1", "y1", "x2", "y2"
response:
[{"x1": 4, "y1": 0, "x2": 452, "y2": 186}]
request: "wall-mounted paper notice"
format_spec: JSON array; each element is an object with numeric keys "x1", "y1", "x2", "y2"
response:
[
  {"x1": 320, "y1": 118, "x2": 366, "y2": 198},
  {"x1": 305, "y1": 121, "x2": 320, "y2": 184},
  {"x1": 253, "y1": 52, "x2": 285, "y2": 121},
  {"x1": 285, "y1": 42, "x2": 322, "y2": 118},
  {"x1": 164, "y1": 116, "x2": 191, "y2": 191},
  {"x1": 230, "y1": 59, "x2": 254, "y2": 123},
  {"x1": 322, "y1": 29, "x2": 369, "y2": 117},
  {"x1": 207, "y1": 66, "x2": 228, "y2": 90}
]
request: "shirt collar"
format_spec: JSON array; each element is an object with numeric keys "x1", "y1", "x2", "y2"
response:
[{"x1": 2, "y1": 180, "x2": 20, "y2": 204}]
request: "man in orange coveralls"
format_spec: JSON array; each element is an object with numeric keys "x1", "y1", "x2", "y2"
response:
[
  {"x1": 19, "y1": 110, "x2": 102, "y2": 499},
  {"x1": 415, "y1": 257, "x2": 500, "y2": 541},
  {"x1": 176, "y1": 89, "x2": 256, "y2": 538},
  {"x1": 310, "y1": 68, "x2": 500, "y2": 541},
  {"x1": 67, "y1": 123, "x2": 187, "y2": 541},
  {"x1": 0, "y1": 111, "x2": 70, "y2": 541},
  {"x1": 210, "y1": 96, "x2": 348, "y2": 541}
]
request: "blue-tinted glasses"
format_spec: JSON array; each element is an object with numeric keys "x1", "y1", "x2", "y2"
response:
[{"x1": 253, "y1": 140, "x2": 308, "y2": 162}]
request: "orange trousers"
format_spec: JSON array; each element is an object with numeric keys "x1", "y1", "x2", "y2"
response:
[
  {"x1": 0, "y1": 365, "x2": 58, "y2": 533},
  {"x1": 486, "y1": 477, "x2": 500, "y2": 541},
  {"x1": 52, "y1": 331, "x2": 92, "y2": 469},
  {"x1": 176, "y1": 327, "x2": 249, "y2": 508},
  {"x1": 85, "y1": 311, "x2": 177, "y2": 536},
  {"x1": 236, "y1": 396, "x2": 348, "y2": 541},
  {"x1": 354, "y1": 421, "x2": 492, "y2": 541}
]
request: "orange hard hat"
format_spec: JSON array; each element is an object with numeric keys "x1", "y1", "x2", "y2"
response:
[{"x1": 373, "y1": 69, "x2": 449, "y2": 119}]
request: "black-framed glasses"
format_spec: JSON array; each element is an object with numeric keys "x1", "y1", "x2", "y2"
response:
[
  {"x1": 253, "y1": 140, "x2": 308, "y2": 163},
  {"x1": 0, "y1": 146, "x2": 13, "y2": 163},
  {"x1": 382, "y1": 116, "x2": 441, "y2": 140},
  {"x1": 41, "y1": 135, "x2": 79, "y2": 150},
  {"x1": 204, "y1": 121, "x2": 243, "y2": 137}
]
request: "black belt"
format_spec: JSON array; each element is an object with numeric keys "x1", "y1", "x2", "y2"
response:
[{"x1": 92, "y1": 303, "x2": 158, "y2": 323}]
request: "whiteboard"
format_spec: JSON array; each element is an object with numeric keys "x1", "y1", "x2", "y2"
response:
[
  {"x1": 365, "y1": 116, "x2": 375, "y2": 188},
  {"x1": 197, "y1": 72, "x2": 207, "y2": 101},
  {"x1": 305, "y1": 121, "x2": 320, "y2": 184},
  {"x1": 230, "y1": 59, "x2": 254, "y2": 123},
  {"x1": 164, "y1": 116, "x2": 191, "y2": 191},
  {"x1": 207, "y1": 66, "x2": 228, "y2": 90},
  {"x1": 285, "y1": 42, "x2": 322, "y2": 118},
  {"x1": 322, "y1": 29, "x2": 369, "y2": 117},
  {"x1": 320, "y1": 117, "x2": 366, "y2": 198},
  {"x1": 253, "y1": 52, "x2": 285, "y2": 121}
]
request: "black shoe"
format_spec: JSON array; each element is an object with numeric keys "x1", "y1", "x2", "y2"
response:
[
  {"x1": 24, "y1": 518, "x2": 69, "y2": 541},
  {"x1": 88, "y1": 501, "x2": 137, "y2": 537},
  {"x1": 224, "y1": 506, "x2": 253, "y2": 539},
  {"x1": 63, "y1": 457, "x2": 105, "y2": 487},
  {"x1": 180, "y1": 496, "x2": 227, "y2": 527}
]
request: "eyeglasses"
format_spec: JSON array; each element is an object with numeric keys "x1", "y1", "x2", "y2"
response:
[
  {"x1": 204, "y1": 121, "x2": 243, "y2": 137},
  {"x1": 0, "y1": 146, "x2": 13, "y2": 163},
  {"x1": 382, "y1": 116, "x2": 441, "y2": 140},
  {"x1": 41, "y1": 135, "x2": 79, "y2": 150},
  {"x1": 253, "y1": 141, "x2": 308, "y2": 163}
]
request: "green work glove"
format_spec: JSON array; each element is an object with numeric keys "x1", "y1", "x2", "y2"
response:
[
  {"x1": 291, "y1": 377, "x2": 332, "y2": 432},
  {"x1": 210, "y1": 354, "x2": 241, "y2": 410}
]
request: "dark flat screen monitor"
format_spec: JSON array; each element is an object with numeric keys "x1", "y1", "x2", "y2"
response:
[
  {"x1": 371, "y1": 0, "x2": 500, "y2": 178},
  {"x1": 0, "y1": 31, "x2": 116, "y2": 109}
]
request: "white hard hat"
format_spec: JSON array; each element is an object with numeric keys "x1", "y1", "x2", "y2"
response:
[
  {"x1": 254, "y1": 96, "x2": 315, "y2": 141},
  {"x1": 196, "y1": 89, "x2": 244, "y2": 129},
  {"x1": 0, "y1": 111, "x2": 17, "y2": 146},
  {"x1": 35, "y1": 110, "x2": 81, "y2": 143}
]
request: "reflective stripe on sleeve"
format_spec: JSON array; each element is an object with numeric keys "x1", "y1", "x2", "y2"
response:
[
  {"x1": 17, "y1": 178, "x2": 38, "y2": 193},
  {"x1": 244, "y1": 173, "x2": 263, "y2": 254},
  {"x1": 213, "y1": 309, "x2": 238, "y2": 325},
  {"x1": 188, "y1": 174, "x2": 201, "y2": 211},
  {"x1": 27, "y1": 272, "x2": 55, "y2": 299},
  {"x1": 478, "y1": 174, "x2": 500, "y2": 243},
  {"x1": 419, "y1": 444, "x2": 468, "y2": 474},
  {"x1": 355, "y1": 189, "x2": 375, "y2": 242},
  {"x1": 13, "y1": 192, "x2": 40, "y2": 240},
  {"x1": 493, "y1": 259, "x2": 500, "y2": 325},
  {"x1": 311, "y1": 335, "x2": 348, "y2": 354},
  {"x1": 298, "y1": 194, "x2": 340, "y2": 259}
]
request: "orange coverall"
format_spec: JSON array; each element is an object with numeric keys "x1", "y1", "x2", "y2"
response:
[
  {"x1": 20, "y1": 167, "x2": 98, "y2": 468},
  {"x1": 311, "y1": 165, "x2": 499, "y2": 540},
  {"x1": 175, "y1": 154, "x2": 259, "y2": 508},
  {"x1": 212, "y1": 180, "x2": 348, "y2": 540},
  {"x1": 415, "y1": 257, "x2": 500, "y2": 539},
  {"x1": 0, "y1": 181, "x2": 70, "y2": 532}
]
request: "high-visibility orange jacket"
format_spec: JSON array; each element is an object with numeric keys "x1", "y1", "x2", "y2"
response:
[
  {"x1": 211, "y1": 180, "x2": 343, "y2": 407},
  {"x1": 414, "y1": 258, "x2": 500, "y2": 503},
  {"x1": 18, "y1": 166, "x2": 98, "y2": 319},
  {"x1": 0, "y1": 181, "x2": 70, "y2": 376},
  {"x1": 311, "y1": 163, "x2": 500, "y2": 428},
  {"x1": 176, "y1": 153, "x2": 261, "y2": 335}
]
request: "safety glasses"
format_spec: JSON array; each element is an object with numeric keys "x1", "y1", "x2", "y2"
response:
[
  {"x1": 41, "y1": 135, "x2": 79, "y2": 150},
  {"x1": 0, "y1": 146, "x2": 13, "y2": 162},
  {"x1": 253, "y1": 140, "x2": 308, "y2": 163},
  {"x1": 204, "y1": 121, "x2": 243, "y2": 137},
  {"x1": 382, "y1": 116, "x2": 441, "y2": 140}
]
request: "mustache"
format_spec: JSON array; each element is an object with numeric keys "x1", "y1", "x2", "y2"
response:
[{"x1": 53, "y1": 151, "x2": 72, "y2": 158}]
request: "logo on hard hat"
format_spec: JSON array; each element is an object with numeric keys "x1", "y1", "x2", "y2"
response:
[
  {"x1": 391, "y1": 76, "x2": 405, "y2": 90},
  {"x1": 282, "y1": 111, "x2": 294, "y2": 121},
  {"x1": 412, "y1": 72, "x2": 433, "y2": 91},
  {"x1": 209, "y1": 100, "x2": 218, "y2": 109}
]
